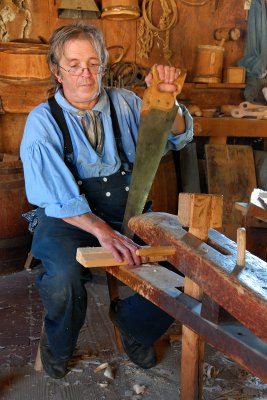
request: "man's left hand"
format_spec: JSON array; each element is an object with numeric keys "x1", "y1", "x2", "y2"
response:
[{"x1": 145, "y1": 65, "x2": 181, "y2": 93}]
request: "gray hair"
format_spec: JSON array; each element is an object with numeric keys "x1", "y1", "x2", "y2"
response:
[{"x1": 47, "y1": 23, "x2": 108, "y2": 90}]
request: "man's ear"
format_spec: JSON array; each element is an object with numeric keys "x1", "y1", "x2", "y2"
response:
[{"x1": 52, "y1": 65, "x2": 62, "y2": 83}]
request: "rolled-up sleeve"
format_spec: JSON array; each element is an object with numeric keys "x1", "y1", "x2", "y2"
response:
[
  {"x1": 20, "y1": 108, "x2": 91, "y2": 218},
  {"x1": 165, "y1": 104, "x2": 194, "y2": 153}
]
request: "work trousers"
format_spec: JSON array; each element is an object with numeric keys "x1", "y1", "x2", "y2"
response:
[{"x1": 32, "y1": 209, "x2": 174, "y2": 359}]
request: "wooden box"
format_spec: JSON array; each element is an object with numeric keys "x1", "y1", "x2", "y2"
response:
[{"x1": 223, "y1": 67, "x2": 246, "y2": 84}]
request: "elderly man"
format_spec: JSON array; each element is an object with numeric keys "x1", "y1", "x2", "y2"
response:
[{"x1": 20, "y1": 22, "x2": 193, "y2": 379}]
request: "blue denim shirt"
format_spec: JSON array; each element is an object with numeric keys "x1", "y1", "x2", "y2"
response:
[{"x1": 20, "y1": 88, "x2": 193, "y2": 218}]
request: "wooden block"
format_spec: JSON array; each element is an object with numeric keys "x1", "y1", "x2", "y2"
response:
[
  {"x1": 178, "y1": 193, "x2": 223, "y2": 240},
  {"x1": 76, "y1": 245, "x2": 176, "y2": 268},
  {"x1": 223, "y1": 67, "x2": 246, "y2": 84}
]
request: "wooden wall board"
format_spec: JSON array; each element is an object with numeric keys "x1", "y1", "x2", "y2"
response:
[
  {"x1": 135, "y1": 0, "x2": 246, "y2": 82},
  {"x1": 148, "y1": 151, "x2": 178, "y2": 215},
  {"x1": 205, "y1": 144, "x2": 257, "y2": 240},
  {"x1": 102, "y1": 20, "x2": 137, "y2": 63},
  {"x1": 1, "y1": 0, "x2": 248, "y2": 83}
]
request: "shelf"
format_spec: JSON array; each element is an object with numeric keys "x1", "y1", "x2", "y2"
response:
[
  {"x1": 186, "y1": 82, "x2": 246, "y2": 89},
  {"x1": 194, "y1": 116, "x2": 267, "y2": 143}
]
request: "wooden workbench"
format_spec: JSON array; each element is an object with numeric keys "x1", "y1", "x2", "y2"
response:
[{"x1": 77, "y1": 193, "x2": 267, "y2": 399}]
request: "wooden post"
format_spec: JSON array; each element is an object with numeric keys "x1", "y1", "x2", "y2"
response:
[{"x1": 178, "y1": 193, "x2": 223, "y2": 400}]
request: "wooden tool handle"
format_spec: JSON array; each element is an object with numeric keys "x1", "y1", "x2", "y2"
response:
[
  {"x1": 136, "y1": 245, "x2": 176, "y2": 256},
  {"x1": 141, "y1": 64, "x2": 187, "y2": 113}
]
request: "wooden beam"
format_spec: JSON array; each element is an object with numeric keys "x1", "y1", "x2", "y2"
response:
[
  {"x1": 128, "y1": 212, "x2": 267, "y2": 343},
  {"x1": 105, "y1": 263, "x2": 267, "y2": 382}
]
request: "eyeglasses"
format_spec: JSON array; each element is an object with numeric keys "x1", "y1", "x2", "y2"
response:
[{"x1": 58, "y1": 63, "x2": 105, "y2": 76}]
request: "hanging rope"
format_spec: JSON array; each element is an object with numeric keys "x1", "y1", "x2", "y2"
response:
[
  {"x1": 179, "y1": 0, "x2": 212, "y2": 6},
  {"x1": 137, "y1": 0, "x2": 178, "y2": 62}
]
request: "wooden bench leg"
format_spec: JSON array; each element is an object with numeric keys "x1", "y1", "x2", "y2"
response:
[
  {"x1": 180, "y1": 279, "x2": 204, "y2": 400},
  {"x1": 106, "y1": 272, "x2": 124, "y2": 352},
  {"x1": 178, "y1": 193, "x2": 223, "y2": 399}
]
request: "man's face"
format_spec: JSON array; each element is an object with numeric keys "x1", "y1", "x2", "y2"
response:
[{"x1": 55, "y1": 38, "x2": 102, "y2": 109}]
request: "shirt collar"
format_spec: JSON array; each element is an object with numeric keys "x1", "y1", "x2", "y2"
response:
[{"x1": 54, "y1": 88, "x2": 110, "y2": 116}]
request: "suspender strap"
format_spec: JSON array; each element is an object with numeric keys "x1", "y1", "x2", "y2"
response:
[
  {"x1": 108, "y1": 92, "x2": 133, "y2": 170},
  {"x1": 48, "y1": 96, "x2": 73, "y2": 162}
]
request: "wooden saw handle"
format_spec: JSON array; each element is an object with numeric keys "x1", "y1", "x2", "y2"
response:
[{"x1": 141, "y1": 64, "x2": 187, "y2": 113}]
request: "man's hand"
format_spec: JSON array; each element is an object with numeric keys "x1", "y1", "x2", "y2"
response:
[
  {"x1": 145, "y1": 65, "x2": 181, "y2": 93},
  {"x1": 96, "y1": 224, "x2": 146, "y2": 266},
  {"x1": 63, "y1": 213, "x2": 147, "y2": 266}
]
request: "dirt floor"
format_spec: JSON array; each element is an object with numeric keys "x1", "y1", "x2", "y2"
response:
[{"x1": 0, "y1": 265, "x2": 267, "y2": 400}]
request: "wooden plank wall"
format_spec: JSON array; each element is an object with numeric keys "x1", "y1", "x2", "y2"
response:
[{"x1": 3, "y1": 0, "x2": 247, "y2": 82}]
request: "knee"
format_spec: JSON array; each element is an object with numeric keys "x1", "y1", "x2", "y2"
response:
[{"x1": 37, "y1": 262, "x2": 84, "y2": 296}]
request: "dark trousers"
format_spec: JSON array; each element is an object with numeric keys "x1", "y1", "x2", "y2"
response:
[{"x1": 32, "y1": 208, "x2": 174, "y2": 359}]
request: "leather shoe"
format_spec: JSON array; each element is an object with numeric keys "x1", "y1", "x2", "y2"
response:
[
  {"x1": 40, "y1": 333, "x2": 69, "y2": 379},
  {"x1": 120, "y1": 331, "x2": 157, "y2": 369},
  {"x1": 109, "y1": 299, "x2": 157, "y2": 369}
]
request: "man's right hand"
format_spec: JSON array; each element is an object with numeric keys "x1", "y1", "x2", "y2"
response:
[{"x1": 63, "y1": 212, "x2": 147, "y2": 265}]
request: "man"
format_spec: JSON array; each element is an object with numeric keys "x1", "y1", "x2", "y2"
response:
[{"x1": 20, "y1": 23, "x2": 193, "y2": 379}]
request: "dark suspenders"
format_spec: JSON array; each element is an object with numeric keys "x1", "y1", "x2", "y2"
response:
[{"x1": 48, "y1": 91, "x2": 132, "y2": 177}]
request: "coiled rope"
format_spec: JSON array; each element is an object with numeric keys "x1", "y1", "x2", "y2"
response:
[{"x1": 137, "y1": 0, "x2": 178, "y2": 62}]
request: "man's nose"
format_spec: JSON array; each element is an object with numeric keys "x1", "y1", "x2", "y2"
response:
[{"x1": 81, "y1": 67, "x2": 92, "y2": 76}]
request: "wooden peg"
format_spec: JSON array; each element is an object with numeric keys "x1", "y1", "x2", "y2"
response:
[{"x1": 237, "y1": 227, "x2": 246, "y2": 267}]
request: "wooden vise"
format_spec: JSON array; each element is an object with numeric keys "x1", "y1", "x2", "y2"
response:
[{"x1": 77, "y1": 193, "x2": 267, "y2": 400}]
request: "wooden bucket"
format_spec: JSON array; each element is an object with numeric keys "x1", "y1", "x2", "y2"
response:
[
  {"x1": 0, "y1": 42, "x2": 50, "y2": 80},
  {"x1": 193, "y1": 45, "x2": 224, "y2": 83},
  {"x1": 0, "y1": 155, "x2": 32, "y2": 274},
  {"x1": 101, "y1": 0, "x2": 140, "y2": 20}
]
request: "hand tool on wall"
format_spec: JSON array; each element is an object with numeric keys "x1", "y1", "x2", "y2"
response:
[
  {"x1": 214, "y1": 27, "x2": 241, "y2": 48},
  {"x1": 121, "y1": 65, "x2": 187, "y2": 237}
]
